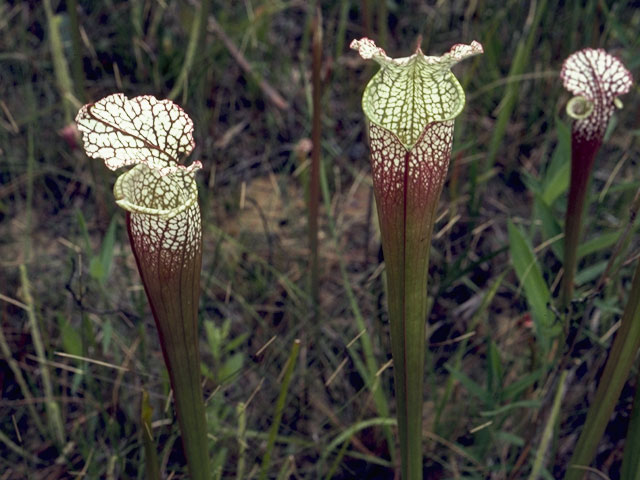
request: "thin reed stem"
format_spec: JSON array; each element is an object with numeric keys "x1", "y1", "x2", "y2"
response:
[
  {"x1": 309, "y1": 7, "x2": 322, "y2": 318},
  {"x1": 66, "y1": 0, "x2": 86, "y2": 103},
  {"x1": 140, "y1": 390, "x2": 161, "y2": 480},
  {"x1": 529, "y1": 370, "x2": 567, "y2": 480},
  {"x1": 169, "y1": 0, "x2": 212, "y2": 102},
  {"x1": 20, "y1": 264, "x2": 65, "y2": 446},
  {"x1": 0, "y1": 324, "x2": 46, "y2": 438},
  {"x1": 0, "y1": 428, "x2": 42, "y2": 465},
  {"x1": 259, "y1": 339, "x2": 301, "y2": 480},
  {"x1": 235, "y1": 402, "x2": 247, "y2": 480},
  {"x1": 43, "y1": 0, "x2": 74, "y2": 123},
  {"x1": 621, "y1": 368, "x2": 640, "y2": 479}
]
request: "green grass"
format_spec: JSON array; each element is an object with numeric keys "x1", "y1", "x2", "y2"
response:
[{"x1": 0, "y1": 1, "x2": 639, "y2": 479}]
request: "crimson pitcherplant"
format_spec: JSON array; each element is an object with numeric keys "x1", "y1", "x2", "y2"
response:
[
  {"x1": 75, "y1": 94, "x2": 209, "y2": 479},
  {"x1": 351, "y1": 38, "x2": 482, "y2": 479},
  {"x1": 559, "y1": 48, "x2": 632, "y2": 308}
]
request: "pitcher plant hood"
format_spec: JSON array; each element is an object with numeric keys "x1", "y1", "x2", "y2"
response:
[
  {"x1": 75, "y1": 93, "x2": 201, "y2": 175},
  {"x1": 351, "y1": 38, "x2": 483, "y2": 148},
  {"x1": 350, "y1": 37, "x2": 482, "y2": 213},
  {"x1": 561, "y1": 48, "x2": 632, "y2": 143}
]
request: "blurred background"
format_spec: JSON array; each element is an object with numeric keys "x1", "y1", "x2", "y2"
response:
[{"x1": 1, "y1": 1, "x2": 639, "y2": 478}]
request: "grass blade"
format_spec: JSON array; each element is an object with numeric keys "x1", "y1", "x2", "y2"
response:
[
  {"x1": 168, "y1": 0, "x2": 211, "y2": 102},
  {"x1": 528, "y1": 370, "x2": 567, "y2": 480},
  {"x1": 319, "y1": 158, "x2": 395, "y2": 459},
  {"x1": 0, "y1": 323, "x2": 46, "y2": 438},
  {"x1": 320, "y1": 417, "x2": 397, "y2": 478},
  {"x1": 435, "y1": 272, "x2": 506, "y2": 431},
  {"x1": 20, "y1": 264, "x2": 65, "y2": 446},
  {"x1": 235, "y1": 402, "x2": 247, "y2": 480},
  {"x1": 621, "y1": 369, "x2": 640, "y2": 480},
  {"x1": 42, "y1": 0, "x2": 75, "y2": 123},
  {"x1": 141, "y1": 390, "x2": 161, "y2": 480},
  {"x1": 565, "y1": 258, "x2": 640, "y2": 480},
  {"x1": 508, "y1": 221, "x2": 558, "y2": 352},
  {"x1": 485, "y1": 0, "x2": 549, "y2": 169},
  {"x1": 259, "y1": 339, "x2": 300, "y2": 480}
]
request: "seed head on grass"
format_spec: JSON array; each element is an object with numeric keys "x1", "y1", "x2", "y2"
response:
[{"x1": 75, "y1": 93, "x2": 209, "y2": 479}]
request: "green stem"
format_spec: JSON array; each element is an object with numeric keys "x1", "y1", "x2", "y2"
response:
[
  {"x1": 322, "y1": 417, "x2": 397, "y2": 478},
  {"x1": 259, "y1": 339, "x2": 300, "y2": 480},
  {"x1": 20, "y1": 264, "x2": 65, "y2": 446},
  {"x1": 43, "y1": 0, "x2": 74, "y2": 123},
  {"x1": 235, "y1": 403, "x2": 247, "y2": 480},
  {"x1": 0, "y1": 428, "x2": 42, "y2": 465},
  {"x1": 66, "y1": 0, "x2": 86, "y2": 103},
  {"x1": 564, "y1": 258, "x2": 640, "y2": 480},
  {"x1": 529, "y1": 370, "x2": 567, "y2": 480},
  {"x1": 484, "y1": 0, "x2": 547, "y2": 171},
  {"x1": 0, "y1": 323, "x2": 46, "y2": 438},
  {"x1": 168, "y1": 0, "x2": 212, "y2": 101},
  {"x1": 141, "y1": 390, "x2": 161, "y2": 480},
  {"x1": 621, "y1": 369, "x2": 640, "y2": 480},
  {"x1": 376, "y1": 0, "x2": 388, "y2": 47}
]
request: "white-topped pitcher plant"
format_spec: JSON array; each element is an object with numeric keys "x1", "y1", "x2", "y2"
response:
[
  {"x1": 558, "y1": 49, "x2": 634, "y2": 480},
  {"x1": 351, "y1": 38, "x2": 483, "y2": 479},
  {"x1": 559, "y1": 48, "x2": 632, "y2": 308},
  {"x1": 76, "y1": 94, "x2": 209, "y2": 480}
]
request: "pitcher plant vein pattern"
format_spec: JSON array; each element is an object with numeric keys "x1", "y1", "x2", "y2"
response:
[
  {"x1": 352, "y1": 38, "x2": 482, "y2": 479},
  {"x1": 76, "y1": 93, "x2": 210, "y2": 480}
]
